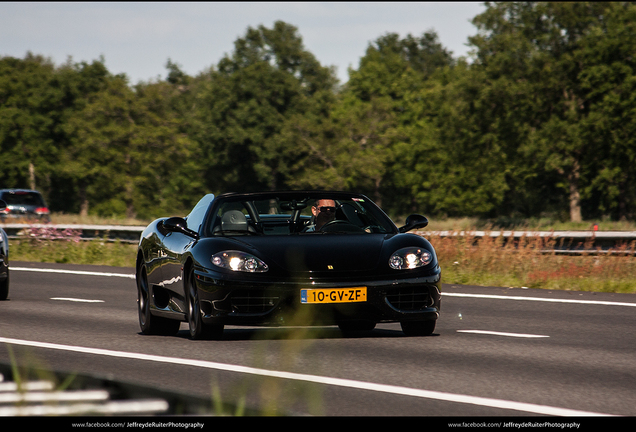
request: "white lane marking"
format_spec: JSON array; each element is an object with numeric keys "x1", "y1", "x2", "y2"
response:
[
  {"x1": 0, "y1": 337, "x2": 612, "y2": 417},
  {"x1": 51, "y1": 297, "x2": 104, "y2": 303},
  {"x1": 457, "y1": 330, "x2": 549, "y2": 338},
  {"x1": 444, "y1": 292, "x2": 636, "y2": 307},
  {"x1": 12, "y1": 267, "x2": 135, "y2": 279}
]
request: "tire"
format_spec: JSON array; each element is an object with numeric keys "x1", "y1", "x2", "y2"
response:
[
  {"x1": 186, "y1": 270, "x2": 223, "y2": 340},
  {"x1": 136, "y1": 264, "x2": 180, "y2": 336},
  {"x1": 0, "y1": 270, "x2": 8, "y2": 301},
  {"x1": 401, "y1": 320, "x2": 436, "y2": 336}
]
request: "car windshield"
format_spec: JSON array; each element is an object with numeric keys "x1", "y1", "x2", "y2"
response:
[
  {"x1": 1, "y1": 191, "x2": 45, "y2": 207},
  {"x1": 207, "y1": 193, "x2": 397, "y2": 236}
]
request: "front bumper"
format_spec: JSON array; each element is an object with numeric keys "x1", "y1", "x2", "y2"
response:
[
  {"x1": 0, "y1": 213, "x2": 50, "y2": 222},
  {"x1": 193, "y1": 269, "x2": 441, "y2": 326}
]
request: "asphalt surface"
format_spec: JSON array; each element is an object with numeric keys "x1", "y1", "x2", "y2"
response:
[{"x1": 1, "y1": 261, "x2": 635, "y2": 420}]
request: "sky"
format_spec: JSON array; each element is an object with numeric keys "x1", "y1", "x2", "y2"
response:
[{"x1": 1, "y1": 2, "x2": 487, "y2": 85}]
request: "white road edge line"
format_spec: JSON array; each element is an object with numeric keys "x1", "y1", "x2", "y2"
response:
[
  {"x1": 51, "y1": 297, "x2": 104, "y2": 303},
  {"x1": 0, "y1": 337, "x2": 613, "y2": 417},
  {"x1": 457, "y1": 330, "x2": 549, "y2": 338},
  {"x1": 12, "y1": 267, "x2": 135, "y2": 279},
  {"x1": 444, "y1": 292, "x2": 636, "y2": 307}
]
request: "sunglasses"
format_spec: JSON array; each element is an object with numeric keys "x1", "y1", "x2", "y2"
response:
[{"x1": 316, "y1": 206, "x2": 336, "y2": 213}]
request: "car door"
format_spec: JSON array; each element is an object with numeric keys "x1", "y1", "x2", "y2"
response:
[
  {"x1": 160, "y1": 193, "x2": 214, "y2": 295},
  {"x1": 160, "y1": 231, "x2": 195, "y2": 295}
]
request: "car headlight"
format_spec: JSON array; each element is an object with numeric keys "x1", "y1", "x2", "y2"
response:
[
  {"x1": 389, "y1": 247, "x2": 432, "y2": 270},
  {"x1": 211, "y1": 251, "x2": 269, "y2": 272}
]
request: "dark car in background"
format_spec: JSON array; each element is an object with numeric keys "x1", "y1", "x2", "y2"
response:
[
  {"x1": 0, "y1": 189, "x2": 50, "y2": 223},
  {"x1": 0, "y1": 200, "x2": 9, "y2": 300},
  {"x1": 136, "y1": 191, "x2": 441, "y2": 340}
]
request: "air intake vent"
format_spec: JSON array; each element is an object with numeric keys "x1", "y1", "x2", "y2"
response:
[
  {"x1": 231, "y1": 289, "x2": 280, "y2": 314},
  {"x1": 385, "y1": 287, "x2": 433, "y2": 311}
]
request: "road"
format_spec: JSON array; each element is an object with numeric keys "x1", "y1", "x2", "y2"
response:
[{"x1": 1, "y1": 261, "x2": 635, "y2": 418}]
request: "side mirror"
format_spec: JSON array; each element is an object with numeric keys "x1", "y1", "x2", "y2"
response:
[
  {"x1": 162, "y1": 217, "x2": 199, "y2": 239},
  {"x1": 398, "y1": 214, "x2": 429, "y2": 233}
]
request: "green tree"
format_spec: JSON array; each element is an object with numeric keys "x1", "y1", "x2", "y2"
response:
[
  {"x1": 193, "y1": 21, "x2": 337, "y2": 194},
  {"x1": 62, "y1": 73, "x2": 199, "y2": 219},
  {"x1": 339, "y1": 31, "x2": 468, "y2": 214},
  {"x1": 132, "y1": 79, "x2": 204, "y2": 218},
  {"x1": 346, "y1": 31, "x2": 453, "y2": 103},
  {"x1": 408, "y1": 61, "x2": 510, "y2": 217},
  {"x1": 47, "y1": 58, "x2": 113, "y2": 213},
  {"x1": 61, "y1": 74, "x2": 137, "y2": 216},
  {"x1": 574, "y1": 3, "x2": 636, "y2": 220},
  {"x1": 279, "y1": 91, "x2": 398, "y2": 206},
  {"x1": 0, "y1": 53, "x2": 64, "y2": 195},
  {"x1": 468, "y1": 2, "x2": 636, "y2": 221}
]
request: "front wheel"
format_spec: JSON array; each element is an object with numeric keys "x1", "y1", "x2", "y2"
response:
[
  {"x1": 137, "y1": 264, "x2": 180, "y2": 335},
  {"x1": 186, "y1": 270, "x2": 223, "y2": 340},
  {"x1": 401, "y1": 320, "x2": 436, "y2": 336}
]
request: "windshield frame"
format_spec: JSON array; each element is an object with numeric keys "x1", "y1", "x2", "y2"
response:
[{"x1": 202, "y1": 191, "x2": 398, "y2": 237}]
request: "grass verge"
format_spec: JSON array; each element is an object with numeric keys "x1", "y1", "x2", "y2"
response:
[
  {"x1": 9, "y1": 239, "x2": 137, "y2": 268},
  {"x1": 431, "y1": 232, "x2": 636, "y2": 293}
]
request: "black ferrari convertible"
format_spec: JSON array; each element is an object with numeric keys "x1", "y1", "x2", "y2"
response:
[{"x1": 135, "y1": 191, "x2": 441, "y2": 339}]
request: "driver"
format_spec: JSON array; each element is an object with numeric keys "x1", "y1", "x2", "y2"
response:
[{"x1": 304, "y1": 199, "x2": 337, "y2": 232}]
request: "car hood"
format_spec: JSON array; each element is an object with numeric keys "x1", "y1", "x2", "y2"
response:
[{"x1": 226, "y1": 234, "x2": 388, "y2": 273}]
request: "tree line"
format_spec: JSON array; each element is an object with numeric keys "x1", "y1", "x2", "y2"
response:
[{"x1": 2, "y1": 2, "x2": 636, "y2": 222}]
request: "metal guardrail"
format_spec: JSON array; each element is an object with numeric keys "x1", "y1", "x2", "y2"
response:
[
  {"x1": 2, "y1": 223, "x2": 636, "y2": 254},
  {"x1": 0, "y1": 223, "x2": 145, "y2": 243}
]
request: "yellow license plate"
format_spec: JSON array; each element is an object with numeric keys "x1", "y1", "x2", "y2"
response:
[{"x1": 300, "y1": 287, "x2": 367, "y2": 304}]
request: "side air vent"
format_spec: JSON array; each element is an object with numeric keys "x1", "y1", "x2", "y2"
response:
[
  {"x1": 231, "y1": 289, "x2": 280, "y2": 314},
  {"x1": 385, "y1": 287, "x2": 433, "y2": 311}
]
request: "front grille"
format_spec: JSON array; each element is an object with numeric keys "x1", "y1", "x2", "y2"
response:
[
  {"x1": 231, "y1": 289, "x2": 280, "y2": 314},
  {"x1": 385, "y1": 287, "x2": 433, "y2": 311}
]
